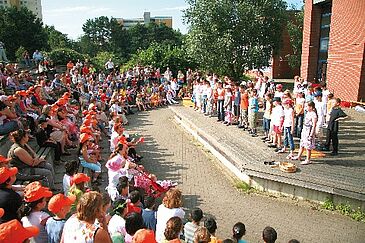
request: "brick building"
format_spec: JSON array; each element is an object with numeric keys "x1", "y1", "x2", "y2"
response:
[{"x1": 301, "y1": 0, "x2": 365, "y2": 101}]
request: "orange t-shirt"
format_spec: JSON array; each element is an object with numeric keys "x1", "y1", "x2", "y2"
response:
[{"x1": 240, "y1": 92, "x2": 249, "y2": 109}]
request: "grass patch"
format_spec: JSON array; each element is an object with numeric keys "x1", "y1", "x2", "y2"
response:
[
  {"x1": 321, "y1": 197, "x2": 365, "y2": 222},
  {"x1": 234, "y1": 180, "x2": 254, "y2": 193}
]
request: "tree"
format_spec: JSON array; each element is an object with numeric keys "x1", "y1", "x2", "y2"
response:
[
  {"x1": 44, "y1": 25, "x2": 72, "y2": 51},
  {"x1": 0, "y1": 6, "x2": 48, "y2": 61},
  {"x1": 287, "y1": 9, "x2": 304, "y2": 69},
  {"x1": 48, "y1": 48, "x2": 86, "y2": 66},
  {"x1": 184, "y1": 0, "x2": 288, "y2": 80},
  {"x1": 92, "y1": 51, "x2": 122, "y2": 71}
]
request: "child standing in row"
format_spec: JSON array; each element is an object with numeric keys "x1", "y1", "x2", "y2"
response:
[
  {"x1": 279, "y1": 99, "x2": 295, "y2": 159},
  {"x1": 248, "y1": 89, "x2": 259, "y2": 136}
]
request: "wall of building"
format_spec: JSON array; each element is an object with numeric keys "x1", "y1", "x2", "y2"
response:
[
  {"x1": 326, "y1": 0, "x2": 365, "y2": 101},
  {"x1": 300, "y1": 0, "x2": 321, "y2": 83}
]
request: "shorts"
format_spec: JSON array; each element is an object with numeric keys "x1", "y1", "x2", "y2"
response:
[
  {"x1": 273, "y1": 125, "x2": 282, "y2": 134},
  {"x1": 79, "y1": 157, "x2": 102, "y2": 172}
]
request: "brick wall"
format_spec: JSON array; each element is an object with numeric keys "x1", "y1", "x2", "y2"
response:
[
  {"x1": 272, "y1": 17, "x2": 300, "y2": 79},
  {"x1": 326, "y1": 0, "x2": 365, "y2": 101},
  {"x1": 300, "y1": 0, "x2": 322, "y2": 83}
]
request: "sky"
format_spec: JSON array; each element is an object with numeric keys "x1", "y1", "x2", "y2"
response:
[{"x1": 42, "y1": 0, "x2": 303, "y2": 40}]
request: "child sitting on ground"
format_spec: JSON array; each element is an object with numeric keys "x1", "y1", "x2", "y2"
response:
[
  {"x1": 232, "y1": 222, "x2": 247, "y2": 243},
  {"x1": 184, "y1": 208, "x2": 203, "y2": 243},
  {"x1": 63, "y1": 160, "x2": 78, "y2": 196},
  {"x1": 46, "y1": 194, "x2": 75, "y2": 243},
  {"x1": 142, "y1": 196, "x2": 157, "y2": 232},
  {"x1": 204, "y1": 217, "x2": 222, "y2": 243},
  {"x1": 20, "y1": 181, "x2": 53, "y2": 243},
  {"x1": 68, "y1": 173, "x2": 90, "y2": 214}
]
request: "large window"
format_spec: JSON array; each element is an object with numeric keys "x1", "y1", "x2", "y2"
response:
[{"x1": 317, "y1": 3, "x2": 332, "y2": 82}]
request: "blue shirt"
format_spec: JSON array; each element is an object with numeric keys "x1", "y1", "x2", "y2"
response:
[
  {"x1": 249, "y1": 97, "x2": 259, "y2": 113},
  {"x1": 45, "y1": 217, "x2": 66, "y2": 243},
  {"x1": 142, "y1": 208, "x2": 157, "y2": 232}
]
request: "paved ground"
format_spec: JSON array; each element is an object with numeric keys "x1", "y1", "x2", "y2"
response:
[{"x1": 123, "y1": 107, "x2": 365, "y2": 243}]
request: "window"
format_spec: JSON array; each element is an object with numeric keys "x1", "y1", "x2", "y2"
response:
[{"x1": 320, "y1": 38, "x2": 329, "y2": 52}]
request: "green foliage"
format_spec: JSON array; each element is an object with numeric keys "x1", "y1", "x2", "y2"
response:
[
  {"x1": 184, "y1": 0, "x2": 288, "y2": 80},
  {"x1": 92, "y1": 51, "x2": 122, "y2": 71},
  {"x1": 234, "y1": 180, "x2": 252, "y2": 192},
  {"x1": 124, "y1": 43, "x2": 196, "y2": 76},
  {"x1": 322, "y1": 197, "x2": 335, "y2": 211},
  {"x1": 0, "y1": 6, "x2": 48, "y2": 61},
  {"x1": 287, "y1": 10, "x2": 304, "y2": 69},
  {"x1": 15, "y1": 46, "x2": 26, "y2": 63},
  {"x1": 49, "y1": 48, "x2": 86, "y2": 65},
  {"x1": 44, "y1": 25, "x2": 72, "y2": 51},
  {"x1": 322, "y1": 198, "x2": 365, "y2": 222},
  {"x1": 336, "y1": 203, "x2": 352, "y2": 216}
]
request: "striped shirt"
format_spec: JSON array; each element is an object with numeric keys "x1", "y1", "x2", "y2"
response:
[{"x1": 184, "y1": 222, "x2": 199, "y2": 243}]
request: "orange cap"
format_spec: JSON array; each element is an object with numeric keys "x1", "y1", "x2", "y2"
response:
[
  {"x1": 83, "y1": 119, "x2": 97, "y2": 126},
  {"x1": 8, "y1": 95, "x2": 17, "y2": 101},
  {"x1": 80, "y1": 133, "x2": 93, "y2": 144},
  {"x1": 0, "y1": 155, "x2": 11, "y2": 164},
  {"x1": 0, "y1": 208, "x2": 4, "y2": 218},
  {"x1": 82, "y1": 110, "x2": 89, "y2": 116},
  {"x1": 80, "y1": 126, "x2": 92, "y2": 134},
  {"x1": 24, "y1": 181, "x2": 53, "y2": 203},
  {"x1": 48, "y1": 194, "x2": 76, "y2": 214},
  {"x1": 16, "y1": 90, "x2": 27, "y2": 97},
  {"x1": 0, "y1": 219, "x2": 39, "y2": 243},
  {"x1": 89, "y1": 110, "x2": 97, "y2": 115},
  {"x1": 71, "y1": 173, "x2": 90, "y2": 185},
  {"x1": 118, "y1": 135, "x2": 127, "y2": 145},
  {"x1": 0, "y1": 167, "x2": 18, "y2": 184},
  {"x1": 56, "y1": 98, "x2": 67, "y2": 106},
  {"x1": 132, "y1": 229, "x2": 157, "y2": 243}
]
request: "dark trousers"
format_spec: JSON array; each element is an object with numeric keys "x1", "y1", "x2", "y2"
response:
[
  {"x1": 325, "y1": 129, "x2": 339, "y2": 152},
  {"x1": 295, "y1": 114, "x2": 304, "y2": 138},
  {"x1": 43, "y1": 142, "x2": 62, "y2": 161},
  {"x1": 217, "y1": 100, "x2": 224, "y2": 121}
]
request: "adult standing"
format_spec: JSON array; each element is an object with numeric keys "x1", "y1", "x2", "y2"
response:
[
  {"x1": 0, "y1": 41, "x2": 9, "y2": 63},
  {"x1": 105, "y1": 59, "x2": 114, "y2": 75},
  {"x1": 32, "y1": 50, "x2": 43, "y2": 67},
  {"x1": 164, "y1": 67, "x2": 172, "y2": 81}
]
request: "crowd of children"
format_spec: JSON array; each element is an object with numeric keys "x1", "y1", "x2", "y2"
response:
[
  {"x1": 191, "y1": 72, "x2": 348, "y2": 164},
  {"x1": 0, "y1": 57, "x2": 350, "y2": 243}
]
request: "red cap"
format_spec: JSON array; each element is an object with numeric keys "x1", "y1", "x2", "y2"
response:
[
  {"x1": 0, "y1": 155, "x2": 11, "y2": 164},
  {"x1": 132, "y1": 229, "x2": 157, "y2": 243},
  {"x1": 283, "y1": 99, "x2": 293, "y2": 105},
  {"x1": 71, "y1": 173, "x2": 90, "y2": 185},
  {"x1": 276, "y1": 84, "x2": 283, "y2": 89},
  {"x1": 0, "y1": 208, "x2": 4, "y2": 218},
  {"x1": 80, "y1": 133, "x2": 93, "y2": 144},
  {"x1": 0, "y1": 167, "x2": 18, "y2": 184},
  {"x1": 24, "y1": 181, "x2": 53, "y2": 203},
  {"x1": 48, "y1": 194, "x2": 76, "y2": 214},
  {"x1": 0, "y1": 219, "x2": 40, "y2": 243},
  {"x1": 82, "y1": 110, "x2": 89, "y2": 116}
]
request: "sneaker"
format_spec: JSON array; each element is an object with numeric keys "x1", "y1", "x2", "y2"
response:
[
  {"x1": 291, "y1": 155, "x2": 301, "y2": 161},
  {"x1": 300, "y1": 160, "x2": 312, "y2": 165},
  {"x1": 268, "y1": 144, "x2": 277, "y2": 148},
  {"x1": 251, "y1": 133, "x2": 258, "y2": 137},
  {"x1": 277, "y1": 148, "x2": 286, "y2": 153},
  {"x1": 274, "y1": 147, "x2": 283, "y2": 152},
  {"x1": 261, "y1": 137, "x2": 267, "y2": 141}
]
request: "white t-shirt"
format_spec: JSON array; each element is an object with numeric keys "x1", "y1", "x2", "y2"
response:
[
  {"x1": 271, "y1": 105, "x2": 284, "y2": 126},
  {"x1": 283, "y1": 107, "x2": 294, "y2": 128},
  {"x1": 63, "y1": 174, "x2": 71, "y2": 195},
  {"x1": 155, "y1": 204, "x2": 185, "y2": 242},
  {"x1": 108, "y1": 214, "x2": 126, "y2": 236},
  {"x1": 105, "y1": 61, "x2": 114, "y2": 69},
  {"x1": 22, "y1": 211, "x2": 50, "y2": 243}
]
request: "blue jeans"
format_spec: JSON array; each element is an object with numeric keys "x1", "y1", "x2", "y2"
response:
[
  {"x1": 284, "y1": 127, "x2": 295, "y2": 151},
  {"x1": 79, "y1": 157, "x2": 102, "y2": 172},
  {"x1": 217, "y1": 100, "x2": 224, "y2": 121},
  {"x1": 0, "y1": 120, "x2": 19, "y2": 136}
]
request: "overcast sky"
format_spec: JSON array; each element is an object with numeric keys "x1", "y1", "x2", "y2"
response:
[{"x1": 42, "y1": 0, "x2": 303, "y2": 40}]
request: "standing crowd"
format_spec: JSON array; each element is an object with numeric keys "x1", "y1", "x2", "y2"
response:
[{"x1": 191, "y1": 72, "x2": 348, "y2": 165}]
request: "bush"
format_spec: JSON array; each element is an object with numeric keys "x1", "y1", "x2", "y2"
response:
[
  {"x1": 48, "y1": 48, "x2": 86, "y2": 65},
  {"x1": 15, "y1": 46, "x2": 26, "y2": 63},
  {"x1": 91, "y1": 51, "x2": 122, "y2": 72}
]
